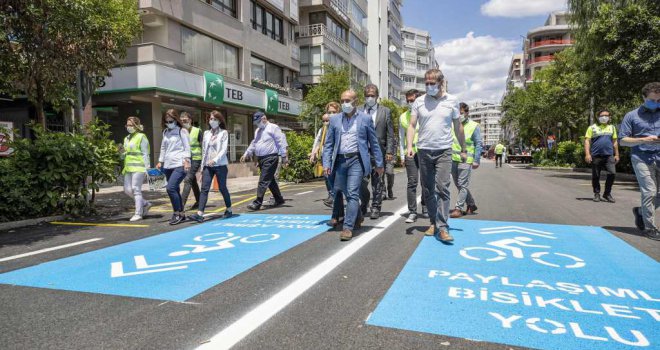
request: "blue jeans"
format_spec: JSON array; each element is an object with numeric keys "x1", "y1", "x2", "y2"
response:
[
  {"x1": 162, "y1": 167, "x2": 186, "y2": 212},
  {"x1": 199, "y1": 165, "x2": 231, "y2": 212},
  {"x1": 333, "y1": 155, "x2": 364, "y2": 230}
]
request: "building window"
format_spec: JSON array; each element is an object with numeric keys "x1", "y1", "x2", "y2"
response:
[
  {"x1": 327, "y1": 16, "x2": 347, "y2": 41},
  {"x1": 182, "y1": 27, "x2": 239, "y2": 79},
  {"x1": 204, "y1": 0, "x2": 236, "y2": 17},
  {"x1": 251, "y1": 56, "x2": 284, "y2": 85},
  {"x1": 324, "y1": 49, "x2": 346, "y2": 67},
  {"x1": 250, "y1": 0, "x2": 284, "y2": 44},
  {"x1": 300, "y1": 46, "x2": 322, "y2": 76},
  {"x1": 349, "y1": 34, "x2": 366, "y2": 57},
  {"x1": 350, "y1": 1, "x2": 367, "y2": 28}
]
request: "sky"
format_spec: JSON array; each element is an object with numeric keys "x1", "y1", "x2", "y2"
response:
[{"x1": 401, "y1": 0, "x2": 567, "y2": 104}]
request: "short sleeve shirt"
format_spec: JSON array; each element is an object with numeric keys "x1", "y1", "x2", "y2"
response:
[
  {"x1": 585, "y1": 124, "x2": 617, "y2": 156},
  {"x1": 619, "y1": 106, "x2": 660, "y2": 163},
  {"x1": 412, "y1": 93, "x2": 460, "y2": 150}
]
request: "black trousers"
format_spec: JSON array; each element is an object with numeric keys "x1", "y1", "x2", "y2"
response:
[
  {"x1": 254, "y1": 155, "x2": 283, "y2": 205},
  {"x1": 592, "y1": 155, "x2": 616, "y2": 196},
  {"x1": 495, "y1": 154, "x2": 503, "y2": 167},
  {"x1": 361, "y1": 154, "x2": 385, "y2": 214}
]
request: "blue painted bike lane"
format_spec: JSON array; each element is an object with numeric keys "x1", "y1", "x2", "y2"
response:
[
  {"x1": 0, "y1": 214, "x2": 330, "y2": 301},
  {"x1": 367, "y1": 219, "x2": 660, "y2": 350}
]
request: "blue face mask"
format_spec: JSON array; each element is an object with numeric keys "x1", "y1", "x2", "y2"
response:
[
  {"x1": 644, "y1": 99, "x2": 660, "y2": 111},
  {"x1": 426, "y1": 84, "x2": 439, "y2": 96}
]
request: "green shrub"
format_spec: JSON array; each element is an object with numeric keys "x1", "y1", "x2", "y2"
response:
[
  {"x1": 280, "y1": 131, "x2": 315, "y2": 183},
  {"x1": 0, "y1": 120, "x2": 119, "y2": 222}
]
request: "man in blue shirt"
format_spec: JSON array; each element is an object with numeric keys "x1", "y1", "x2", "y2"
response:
[
  {"x1": 619, "y1": 82, "x2": 660, "y2": 241},
  {"x1": 323, "y1": 90, "x2": 384, "y2": 241}
]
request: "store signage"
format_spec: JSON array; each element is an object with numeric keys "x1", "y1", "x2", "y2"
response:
[{"x1": 203, "y1": 71, "x2": 225, "y2": 105}]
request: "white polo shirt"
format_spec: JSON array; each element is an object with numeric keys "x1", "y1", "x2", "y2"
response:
[{"x1": 412, "y1": 93, "x2": 460, "y2": 150}]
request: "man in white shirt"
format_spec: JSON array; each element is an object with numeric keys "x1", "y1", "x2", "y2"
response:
[{"x1": 406, "y1": 69, "x2": 466, "y2": 242}]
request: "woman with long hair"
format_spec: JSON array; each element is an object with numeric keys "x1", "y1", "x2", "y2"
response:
[
  {"x1": 189, "y1": 110, "x2": 232, "y2": 222},
  {"x1": 157, "y1": 109, "x2": 191, "y2": 225},
  {"x1": 121, "y1": 116, "x2": 152, "y2": 221}
]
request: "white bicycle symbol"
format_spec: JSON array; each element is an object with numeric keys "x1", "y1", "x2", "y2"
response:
[
  {"x1": 169, "y1": 231, "x2": 280, "y2": 257},
  {"x1": 459, "y1": 236, "x2": 585, "y2": 269}
]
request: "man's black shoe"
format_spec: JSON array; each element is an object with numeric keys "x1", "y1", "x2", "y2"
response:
[
  {"x1": 370, "y1": 208, "x2": 380, "y2": 220},
  {"x1": 247, "y1": 203, "x2": 260, "y2": 211},
  {"x1": 633, "y1": 207, "x2": 645, "y2": 231},
  {"x1": 169, "y1": 214, "x2": 185, "y2": 225},
  {"x1": 270, "y1": 199, "x2": 286, "y2": 207},
  {"x1": 323, "y1": 196, "x2": 334, "y2": 208},
  {"x1": 603, "y1": 194, "x2": 615, "y2": 203},
  {"x1": 388, "y1": 189, "x2": 394, "y2": 199},
  {"x1": 644, "y1": 228, "x2": 660, "y2": 241},
  {"x1": 593, "y1": 193, "x2": 601, "y2": 202},
  {"x1": 188, "y1": 213, "x2": 204, "y2": 223}
]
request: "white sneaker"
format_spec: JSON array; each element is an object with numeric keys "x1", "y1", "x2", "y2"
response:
[
  {"x1": 405, "y1": 213, "x2": 417, "y2": 223},
  {"x1": 130, "y1": 214, "x2": 142, "y2": 222},
  {"x1": 142, "y1": 202, "x2": 152, "y2": 217}
]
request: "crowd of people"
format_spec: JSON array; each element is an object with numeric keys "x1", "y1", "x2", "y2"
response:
[{"x1": 118, "y1": 70, "x2": 660, "y2": 242}]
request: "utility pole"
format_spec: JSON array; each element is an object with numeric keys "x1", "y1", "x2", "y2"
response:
[{"x1": 589, "y1": 96, "x2": 594, "y2": 126}]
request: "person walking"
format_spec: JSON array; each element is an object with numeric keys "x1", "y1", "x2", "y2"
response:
[
  {"x1": 121, "y1": 116, "x2": 152, "y2": 221},
  {"x1": 180, "y1": 112, "x2": 202, "y2": 211},
  {"x1": 449, "y1": 103, "x2": 482, "y2": 218},
  {"x1": 310, "y1": 102, "x2": 340, "y2": 208},
  {"x1": 494, "y1": 142, "x2": 505, "y2": 168},
  {"x1": 323, "y1": 89, "x2": 384, "y2": 241},
  {"x1": 242, "y1": 111, "x2": 289, "y2": 211},
  {"x1": 359, "y1": 84, "x2": 394, "y2": 219},
  {"x1": 584, "y1": 109, "x2": 619, "y2": 203},
  {"x1": 384, "y1": 137, "x2": 396, "y2": 200},
  {"x1": 619, "y1": 82, "x2": 660, "y2": 241},
  {"x1": 406, "y1": 69, "x2": 466, "y2": 242},
  {"x1": 399, "y1": 89, "x2": 426, "y2": 223},
  {"x1": 157, "y1": 109, "x2": 191, "y2": 225},
  {"x1": 188, "y1": 110, "x2": 232, "y2": 223}
]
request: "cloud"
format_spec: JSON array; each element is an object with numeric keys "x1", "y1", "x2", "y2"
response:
[
  {"x1": 434, "y1": 32, "x2": 517, "y2": 104},
  {"x1": 481, "y1": 0, "x2": 566, "y2": 18}
]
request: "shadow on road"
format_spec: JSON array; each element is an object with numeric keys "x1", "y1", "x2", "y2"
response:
[{"x1": 603, "y1": 225, "x2": 646, "y2": 238}]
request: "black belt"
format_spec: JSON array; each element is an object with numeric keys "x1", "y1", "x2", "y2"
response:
[
  {"x1": 338, "y1": 152, "x2": 359, "y2": 159},
  {"x1": 257, "y1": 153, "x2": 279, "y2": 161}
]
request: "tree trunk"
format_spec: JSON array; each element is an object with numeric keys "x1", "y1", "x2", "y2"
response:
[{"x1": 35, "y1": 82, "x2": 47, "y2": 128}]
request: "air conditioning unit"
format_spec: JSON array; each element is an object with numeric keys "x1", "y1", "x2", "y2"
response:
[{"x1": 142, "y1": 14, "x2": 164, "y2": 27}]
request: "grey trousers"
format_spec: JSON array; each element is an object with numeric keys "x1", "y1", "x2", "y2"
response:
[
  {"x1": 419, "y1": 149, "x2": 452, "y2": 229},
  {"x1": 632, "y1": 158, "x2": 659, "y2": 230},
  {"x1": 450, "y1": 161, "x2": 476, "y2": 210},
  {"x1": 404, "y1": 154, "x2": 426, "y2": 214},
  {"x1": 182, "y1": 159, "x2": 201, "y2": 207}
]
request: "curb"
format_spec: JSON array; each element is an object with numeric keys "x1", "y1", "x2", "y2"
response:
[
  {"x1": 0, "y1": 215, "x2": 68, "y2": 232},
  {"x1": 524, "y1": 166, "x2": 637, "y2": 181}
]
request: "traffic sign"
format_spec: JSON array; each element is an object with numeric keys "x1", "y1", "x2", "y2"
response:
[
  {"x1": 0, "y1": 214, "x2": 330, "y2": 301},
  {"x1": 367, "y1": 219, "x2": 659, "y2": 350}
]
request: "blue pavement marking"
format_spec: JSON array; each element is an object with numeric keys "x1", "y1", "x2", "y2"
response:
[
  {"x1": 0, "y1": 214, "x2": 330, "y2": 301},
  {"x1": 367, "y1": 219, "x2": 660, "y2": 350}
]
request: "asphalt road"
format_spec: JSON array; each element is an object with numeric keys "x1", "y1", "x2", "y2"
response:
[{"x1": 0, "y1": 159, "x2": 657, "y2": 350}]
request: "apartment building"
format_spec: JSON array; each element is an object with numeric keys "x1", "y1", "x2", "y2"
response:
[
  {"x1": 93, "y1": 0, "x2": 303, "y2": 169},
  {"x1": 470, "y1": 102, "x2": 503, "y2": 148},
  {"x1": 506, "y1": 53, "x2": 525, "y2": 90},
  {"x1": 296, "y1": 0, "x2": 370, "y2": 88},
  {"x1": 367, "y1": 0, "x2": 404, "y2": 103},
  {"x1": 400, "y1": 26, "x2": 438, "y2": 99},
  {"x1": 524, "y1": 11, "x2": 573, "y2": 83}
]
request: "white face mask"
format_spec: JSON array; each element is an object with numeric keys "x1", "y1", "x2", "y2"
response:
[
  {"x1": 426, "y1": 84, "x2": 439, "y2": 96},
  {"x1": 257, "y1": 121, "x2": 266, "y2": 129},
  {"x1": 209, "y1": 120, "x2": 219, "y2": 129},
  {"x1": 342, "y1": 102, "x2": 354, "y2": 114},
  {"x1": 182, "y1": 122, "x2": 191, "y2": 129},
  {"x1": 126, "y1": 126, "x2": 136, "y2": 134},
  {"x1": 166, "y1": 121, "x2": 177, "y2": 129},
  {"x1": 598, "y1": 116, "x2": 610, "y2": 124},
  {"x1": 365, "y1": 97, "x2": 376, "y2": 107},
  {"x1": 460, "y1": 115, "x2": 467, "y2": 123}
]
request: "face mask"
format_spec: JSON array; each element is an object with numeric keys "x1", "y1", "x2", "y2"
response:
[
  {"x1": 166, "y1": 121, "x2": 176, "y2": 129},
  {"x1": 460, "y1": 115, "x2": 467, "y2": 123},
  {"x1": 258, "y1": 121, "x2": 266, "y2": 129},
  {"x1": 126, "y1": 126, "x2": 136, "y2": 134},
  {"x1": 598, "y1": 116, "x2": 610, "y2": 124},
  {"x1": 407, "y1": 102, "x2": 414, "y2": 109},
  {"x1": 365, "y1": 97, "x2": 376, "y2": 107},
  {"x1": 209, "y1": 120, "x2": 219, "y2": 129},
  {"x1": 426, "y1": 84, "x2": 439, "y2": 96},
  {"x1": 182, "y1": 122, "x2": 191, "y2": 129},
  {"x1": 644, "y1": 99, "x2": 660, "y2": 111},
  {"x1": 342, "y1": 102, "x2": 354, "y2": 114}
]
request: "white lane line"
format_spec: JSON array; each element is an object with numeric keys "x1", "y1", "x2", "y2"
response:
[
  {"x1": 294, "y1": 190, "x2": 314, "y2": 196},
  {"x1": 197, "y1": 201, "x2": 412, "y2": 350},
  {"x1": 0, "y1": 238, "x2": 103, "y2": 262}
]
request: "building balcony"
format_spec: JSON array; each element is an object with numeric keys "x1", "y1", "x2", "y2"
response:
[
  {"x1": 530, "y1": 39, "x2": 574, "y2": 48},
  {"x1": 527, "y1": 24, "x2": 571, "y2": 37},
  {"x1": 389, "y1": 72, "x2": 403, "y2": 89},
  {"x1": 390, "y1": 49, "x2": 403, "y2": 68},
  {"x1": 297, "y1": 24, "x2": 350, "y2": 54},
  {"x1": 528, "y1": 55, "x2": 555, "y2": 64},
  {"x1": 388, "y1": 0, "x2": 402, "y2": 26}
]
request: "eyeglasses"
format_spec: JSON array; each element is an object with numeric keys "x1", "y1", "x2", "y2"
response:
[
  {"x1": 340, "y1": 99, "x2": 353, "y2": 103},
  {"x1": 425, "y1": 82, "x2": 438, "y2": 86},
  {"x1": 166, "y1": 120, "x2": 175, "y2": 123}
]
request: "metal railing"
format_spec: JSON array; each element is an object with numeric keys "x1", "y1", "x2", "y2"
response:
[
  {"x1": 529, "y1": 55, "x2": 555, "y2": 64},
  {"x1": 530, "y1": 39, "x2": 574, "y2": 48},
  {"x1": 297, "y1": 24, "x2": 350, "y2": 53}
]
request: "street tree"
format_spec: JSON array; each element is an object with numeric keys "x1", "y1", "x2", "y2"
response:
[{"x1": 0, "y1": 0, "x2": 141, "y2": 127}]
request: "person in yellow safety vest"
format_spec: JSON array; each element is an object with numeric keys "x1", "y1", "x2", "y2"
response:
[
  {"x1": 584, "y1": 109, "x2": 619, "y2": 203},
  {"x1": 449, "y1": 103, "x2": 482, "y2": 218},
  {"x1": 180, "y1": 112, "x2": 203, "y2": 210},
  {"x1": 494, "y1": 142, "x2": 505, "y2": 168},
  {"x1": 399, "y1": 89, "x2": 426, "y2": 223},
  {"x1": 121, "y1": 116, "x2": 152, "y2": 222}
]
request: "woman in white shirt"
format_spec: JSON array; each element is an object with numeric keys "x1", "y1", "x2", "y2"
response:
[
  {"x1": 121, "y1": 116, "x2": 152, "y2": 221},
  {"x1": 156, "y1": 109, "x2": 191, "y2": 225},
  {"x1": 189, "y1": 110, "x2": 232, "y2": 223}
]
